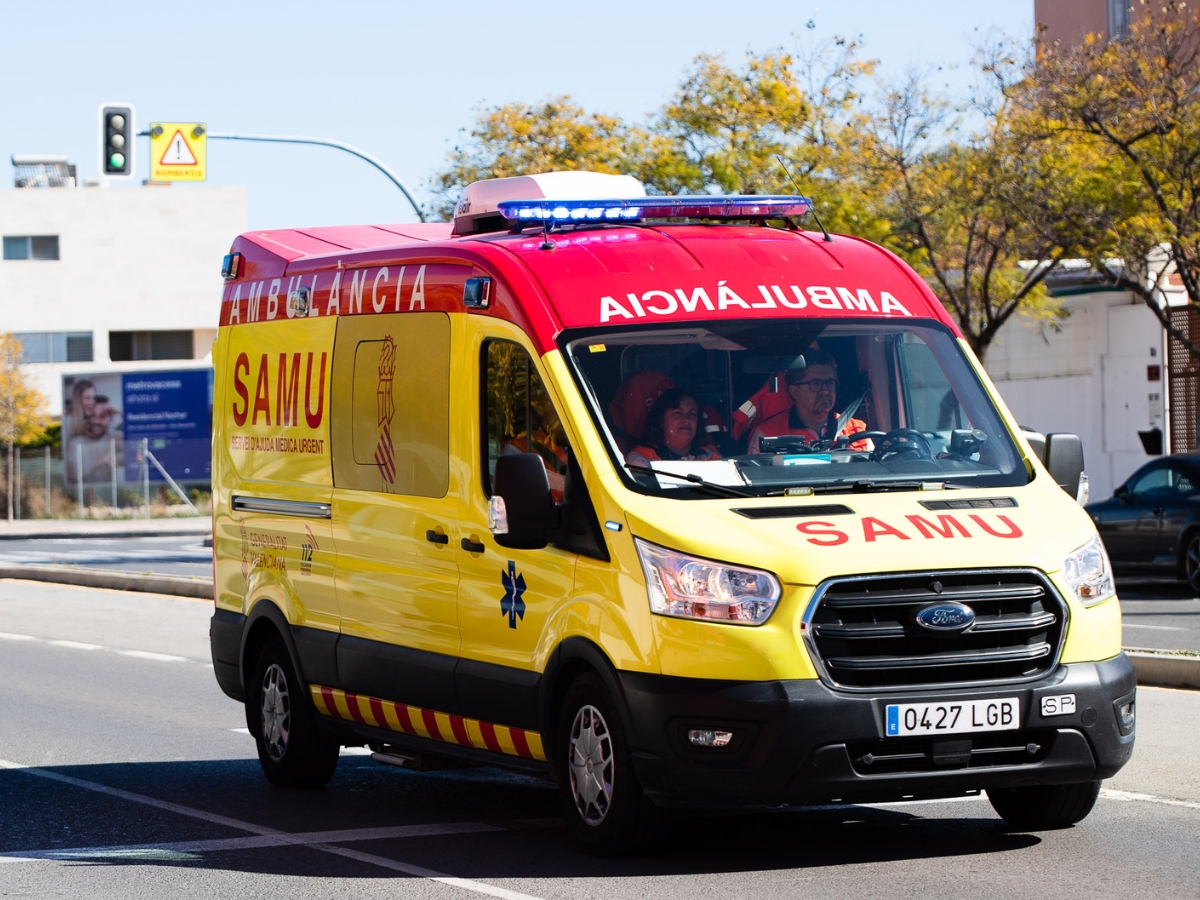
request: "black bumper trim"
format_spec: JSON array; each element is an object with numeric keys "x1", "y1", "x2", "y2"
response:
[{"x1": 620, "y1": 654, "x2": 1136, "y2": 808}]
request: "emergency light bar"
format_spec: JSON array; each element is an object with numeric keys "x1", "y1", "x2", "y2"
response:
[{"x1": 497, "y1": 195, "x2": 813, "y2": 223}]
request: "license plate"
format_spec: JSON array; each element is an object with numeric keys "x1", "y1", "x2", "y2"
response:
[{"x1": 885, "y1": 698, "x2": 1020, "y2": 737}]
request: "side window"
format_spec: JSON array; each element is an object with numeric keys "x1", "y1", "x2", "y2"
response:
[
  {"x1": 331, "y1": 312, "x2": 450, "y2": 497},
  {"x1": 1176, "y1": 470, "x2": 1198, "y2": 494},
  {"x1": 897, "y1": 333, "x2": 967, "y2": 432},
  {"x1": 483, "y1": 340, "x2": 569, "y2": 503},
  {"x1": 1130, "y1": 467, "x2": 1171, "y2": 498}
]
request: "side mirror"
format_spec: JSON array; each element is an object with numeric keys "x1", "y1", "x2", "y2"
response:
[
  {"x1": 1045, "y1": 433, "x2": 1085, "y2": 500},
  {"x1": 1114, "y1": 485, "x2": 1130, "y2": 501},
  {"x1": 489, "y1": 453, "x2": 560, "y2": 550}
]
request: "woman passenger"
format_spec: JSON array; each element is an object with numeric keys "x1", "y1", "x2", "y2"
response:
[{"x1": 626, "y1": 389, "x2": 721, "y2": 466}]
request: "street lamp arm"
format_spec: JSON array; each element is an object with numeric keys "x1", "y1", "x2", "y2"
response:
[{"x1": 205, "y1": 132, "x2": 426, "y2": 223}]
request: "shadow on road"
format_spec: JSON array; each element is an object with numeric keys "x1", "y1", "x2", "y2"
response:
[{"x1": 0, "y1": 756, "x2": 1041, "y2": 878}]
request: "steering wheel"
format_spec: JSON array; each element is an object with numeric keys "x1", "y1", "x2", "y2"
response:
[{"x1": 871, "y1": 428, "x2": 935, "y2": 463}]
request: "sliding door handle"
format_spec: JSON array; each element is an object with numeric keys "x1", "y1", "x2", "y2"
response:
[
  {"x1": 461, "y1": 537, "x2": 486, "y2": 553},
  {"x1": 425, "y1": 529, "x2": 449, "y2": 545}
]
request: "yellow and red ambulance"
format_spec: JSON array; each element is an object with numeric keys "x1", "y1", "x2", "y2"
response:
[{"x1": 210, "y1": 172, "x2": 1134, "y2": 854}]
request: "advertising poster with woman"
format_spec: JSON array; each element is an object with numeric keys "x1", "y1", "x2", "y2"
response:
[{"x1": 61, "y1": 373, "x2": 124, "y2": 486}]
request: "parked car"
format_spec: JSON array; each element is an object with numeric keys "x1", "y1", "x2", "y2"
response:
[{"x1": 1086, "y1": 454, "x2": 1200, "y2": 589}]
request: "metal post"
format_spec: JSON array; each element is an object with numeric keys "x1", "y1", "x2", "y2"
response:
[
  {"x1": 44, "y1": 445, "x2": 50, "y2": 518},
  {"x1": 110, "y1": 438, "x2": 117, "y2": 508},
  {"x1": 142, "y1": 438, "x2": 150, "y2": 519},
  {"x1": 76, "y1": 441, "x2": 84, "y2": 517},
  {"x1": 14, "y1": 447, "x2": 20, "y2": 520}
]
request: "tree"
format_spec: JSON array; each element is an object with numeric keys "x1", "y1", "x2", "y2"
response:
[
  {"x1": 1027, "y1": 2, "x2": 1200, "y2": 360},
  {"x1": 866, "y1": 50, "x2": 1111, "y2": 360},
  {"x1": 429, "y1": 97, "x2": 654, "y2": 219},
  {"x1": 0, "y1": 334, "x2": 48, "y2": 521}
]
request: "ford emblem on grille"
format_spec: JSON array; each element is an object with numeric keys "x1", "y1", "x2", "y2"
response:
[{"x1": 913, "y1": 601, "x2": 976, "y2": 633}]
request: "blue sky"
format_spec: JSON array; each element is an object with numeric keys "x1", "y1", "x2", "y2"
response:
[{"x1": 1, "y1": 1, "x2": 1032, "y2": 231}]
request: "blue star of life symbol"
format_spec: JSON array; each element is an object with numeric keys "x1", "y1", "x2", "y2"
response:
[{"x1": 501, "y1": 560, "x2": 526, "y2": 629}]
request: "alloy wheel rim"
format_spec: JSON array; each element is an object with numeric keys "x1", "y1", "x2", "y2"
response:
[
  {"x1": 568, "y1": 704, "x2": 614, "y2": 826},
  {"x1": 1188, "y1": 538, "x2": 1200, "y2": 591},
  {"x1": 260, "y1": 663, "x2": 291, "y2": 762}
]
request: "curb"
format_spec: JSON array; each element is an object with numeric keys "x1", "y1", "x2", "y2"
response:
[
  {"x1": 0, "y1": 565, "x2": 213, "y2": 600},
  {"x1": 0, "y1": 524, "x2": 211, "y2": 542},
  {"x1": 1126, "y1": 651, "x2": 1200, "y2": 690}
]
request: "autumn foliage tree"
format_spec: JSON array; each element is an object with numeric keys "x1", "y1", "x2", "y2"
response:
[
  {"x1": 1026, "y1": 1, "x2": 1200, "y2": 359},
  {"x1": 1, "y1": 333, "x2": 48, "y2": 521}
]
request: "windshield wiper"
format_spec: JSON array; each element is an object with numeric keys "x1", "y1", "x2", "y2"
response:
[
  {"x1": 624, "y1": 463, "x2": 752, "y2": 498},
  {"x1": 807, "y1": 479, "x2": 952, "y2": 494}
]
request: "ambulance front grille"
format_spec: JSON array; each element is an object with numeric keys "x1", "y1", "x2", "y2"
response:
[{"x1": 802, "y1": 569, "x2": 1068, "y2": 691}]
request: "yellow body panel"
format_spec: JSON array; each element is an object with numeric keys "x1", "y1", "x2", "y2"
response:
[{"x1": 213, "y1": 309, "x2": 1122, "y2": 690}]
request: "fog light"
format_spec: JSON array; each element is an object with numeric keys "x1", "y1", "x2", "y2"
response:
[{"x1": 687, "y1": 728, "x2": 733, "y2": 748}]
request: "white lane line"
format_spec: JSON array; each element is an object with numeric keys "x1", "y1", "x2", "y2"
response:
[
  {"x1": 1100, "y1": 788, "x2": 1200, "y2": 811},
  {"x1": 0, "y1": 822, "x2": 499, "y2": 862},
  {"x1": 1122, "y1": 623, "x2": 1186, "y2": 631},
  {"x1": 47, "y1": 640, "x2": 103, "y2": 651},
  {"x1": 118, "y1": 650, "x2": 187, "y2": 662},
  {"x1": 0, "y1": 631, "x2": 202, "y2": 664},
  {"x1": 0, "y1": 758, "x2": 546, "y2": 900}
]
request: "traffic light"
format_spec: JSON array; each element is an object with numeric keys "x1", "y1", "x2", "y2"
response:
[{"x1": 100, "y1": 103, "x2": 135, "y2": 179}]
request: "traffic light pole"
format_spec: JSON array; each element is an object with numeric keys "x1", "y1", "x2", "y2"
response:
[{"x1": 139, "y1": 130, "x2": 426, "y2": 222}]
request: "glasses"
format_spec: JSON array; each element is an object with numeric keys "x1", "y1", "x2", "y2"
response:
[{"x1": 794, "y1": 378, "x2": 838, "y2": 393}]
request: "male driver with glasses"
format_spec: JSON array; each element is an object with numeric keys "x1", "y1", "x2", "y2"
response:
[{"x1": 747, "y1": 351, "x2": 868, "y2": 453}]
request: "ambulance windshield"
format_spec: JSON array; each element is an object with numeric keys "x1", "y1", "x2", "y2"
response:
[{"x1": 563, "y1": 319, "x2": 1030, "y2": 497}]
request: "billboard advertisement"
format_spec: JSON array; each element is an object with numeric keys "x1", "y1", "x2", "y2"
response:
[{"x1": 62, "y1": 369, "x2": 213, "y2": 485}]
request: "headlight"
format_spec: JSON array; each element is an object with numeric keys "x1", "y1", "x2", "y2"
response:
[
  {"x1": 634, "y1": 538, "x2": 781, "y2": 625},
  {"x1": 1063, "y1": 535, "x2": 1115, "y2": 606}
]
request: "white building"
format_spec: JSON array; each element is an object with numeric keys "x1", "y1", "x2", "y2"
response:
[
  {"x1": 985, "y1": 268, "x2": 1169, "y2": 501},
  {"x1": 1, "y1": 161, "x2": 246, "y2": 415}
]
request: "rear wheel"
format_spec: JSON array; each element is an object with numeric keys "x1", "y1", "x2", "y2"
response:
[
  {"x1": 247, "y1": 636, "x2": 340, "y2": 787},
  {"x1": 987, "y1": 780, "x2": 1101, "y2": 829},
  {"x1": 555, "y1": 672, "x2": 657, "y2": 856}
]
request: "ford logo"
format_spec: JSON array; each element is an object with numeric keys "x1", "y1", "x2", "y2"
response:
[{"x1": 913, "y1": 601, "x2": 976, "y2": 633}]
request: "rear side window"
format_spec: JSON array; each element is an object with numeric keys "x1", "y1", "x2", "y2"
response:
[{"x1": 332, "y1": 312, "x2": 450, "y2": 497}]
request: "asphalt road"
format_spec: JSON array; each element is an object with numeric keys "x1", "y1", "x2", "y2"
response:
[
  {"x1": 1115, "y1": 580, "x2": 1200, "y2": 653},
  {"x1": 0, "y1": 579, "x2": 1198, "y2": 899},
  {"x1": 0, "y1": 535, "x2": 212, "y2": 578}
]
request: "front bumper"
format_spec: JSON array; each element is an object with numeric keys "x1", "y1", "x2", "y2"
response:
[{"x1": 620, "y1": 654, "x2": 1136, "y2": 808}]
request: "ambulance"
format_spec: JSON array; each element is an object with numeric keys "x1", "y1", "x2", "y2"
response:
[{"x1": 209, "y1": 172, "x2": 1135, "y2": 855}]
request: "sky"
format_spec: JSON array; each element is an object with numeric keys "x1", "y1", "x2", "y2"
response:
[{"x1": 0, "y1": 1, "x2": 1033, "y2": 232}]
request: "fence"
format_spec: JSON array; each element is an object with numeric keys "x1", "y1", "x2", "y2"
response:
[{"x1": 2, "y1": 440, "x2": 207, "y2": 519}]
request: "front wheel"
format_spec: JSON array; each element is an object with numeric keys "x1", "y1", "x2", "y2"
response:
[
  {"x1": 1183, "y1": 532, "x2": 1200, "y2": 593},
  {"x1": 987, "y1": 780, "x2": 1101, "y2": 829},
  {"x1": 247, "y1": 636, "x2": 340, "y2": 788},
  {"x1": 555, "y1": 672, "x2": 658, "y2": 856}
]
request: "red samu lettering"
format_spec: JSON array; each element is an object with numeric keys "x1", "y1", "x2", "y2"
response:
[
  {"x1": 797, "y1": 521, "x2": 849, "y2": 546},
  {"x1": 231, "y1": 352, "x2": 250, "y2": 426},
  {"x1": 905, "y1": 514, "x2": 972, "y2": 539},
  {"x1": 969, "y1": 514, "x2": 1023, "y2": 538},
  {"x1": 862, "y1": 517, "x2": 910, "y2": 542}
]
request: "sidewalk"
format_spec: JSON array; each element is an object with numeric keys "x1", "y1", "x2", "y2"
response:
[{"x1": 0, "y1": 516, "x2": 211, "y2": 541}]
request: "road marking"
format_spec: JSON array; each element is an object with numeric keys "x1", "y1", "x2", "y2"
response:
[
  {"x1": 0, "y1": 822, "x2": 499, "y2": 862},
  {"x1": 118, "y1": 650, "x2": 187, "y2": 662},
  {"x1": 0, "y1": 758, "x2": 546, "y2": 900},
  {"x1": 47, "y1": 640, "x2": 103, "y2": 650},
  {"x1": 1122, "y1": 623, "x2": 1186, "y2": 631},
  {"x1": 1100, "y1": 788, "x2": 1200, "y2": 811},
  {"x1": 0, "y1": 631, "x2": 202, "y2": 664}
]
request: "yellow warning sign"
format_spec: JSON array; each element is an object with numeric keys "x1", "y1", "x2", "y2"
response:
[{"x1": 149, "y1": 123, "x2": 207, "y2": 182}]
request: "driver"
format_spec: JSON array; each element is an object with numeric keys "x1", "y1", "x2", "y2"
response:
[{"x1": 747, "y1": 352, "x2": 868, "y2": 453}]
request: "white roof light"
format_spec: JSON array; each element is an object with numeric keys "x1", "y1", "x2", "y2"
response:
[{"x1": 452, "y1": 171, "x2": 646, "y2": 235}]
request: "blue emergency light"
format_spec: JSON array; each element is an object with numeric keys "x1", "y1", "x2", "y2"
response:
[{"x1": 496, "y1": 195, "x2": 814, "y2": 223}]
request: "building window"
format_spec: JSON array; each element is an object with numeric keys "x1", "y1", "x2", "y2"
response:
[
  {"x1": 12, "y1": 331, "x2": 93, "y2": 363},
  {"x1": 3, "y1": 235, "x2": 60, "y2": 260},
  {"x1": 1108, "y1": 0, "x2": 1132, "y2": 41},
  {"x1": 109, "y1": 330, "x2": 195, "y2": 361}
]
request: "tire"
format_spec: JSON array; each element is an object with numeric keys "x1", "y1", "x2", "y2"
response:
[
  {"x1": 987, "y1": 780, "x2": 1101, "y2": 830},
  {"x1": 555, "y1": 672, "x2": 658, "y2": 856},
  {"x1": 1182, "y1": 532, "x2": 1200, "y2": 593},
  {"x1": 247, "y1": 636, "x2": 340, "y2": 788}
]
